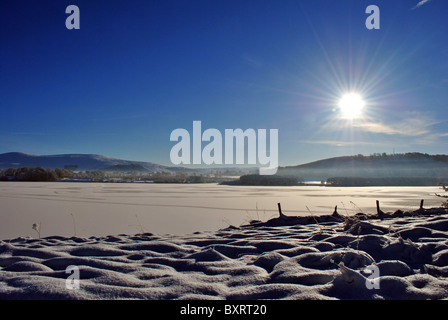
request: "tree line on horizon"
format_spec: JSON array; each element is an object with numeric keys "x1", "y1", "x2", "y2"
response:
[
  {"x1": 348, "y1": 152, "x2": 448, "y2": 161},
  {"x1": 0, "y1": 167, "x2": 74, "y2": 182},
  {"x1": 0, "y1": 167, "x2": 245, "y2": 183}
]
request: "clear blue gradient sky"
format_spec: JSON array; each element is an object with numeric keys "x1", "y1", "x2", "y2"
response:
[{"x1": 1, "y1": 0, "x2": 447, "y2": 166}]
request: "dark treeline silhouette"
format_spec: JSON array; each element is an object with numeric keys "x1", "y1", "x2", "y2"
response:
[
  {"x1": 0, "y1": 167, "x2": 74, "y2": 182},
  {"x1": 221, "y1": 174, "x2": 303, "y2": 186}
]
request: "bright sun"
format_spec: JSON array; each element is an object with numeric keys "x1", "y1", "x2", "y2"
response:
[{"x1": 338, "y1": 93, "x2": 365, "y2": 120}]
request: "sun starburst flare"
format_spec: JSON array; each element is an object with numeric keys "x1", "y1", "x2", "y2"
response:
[{"x1": 338, "y1": 93, "x2": 366, "y2": 120}]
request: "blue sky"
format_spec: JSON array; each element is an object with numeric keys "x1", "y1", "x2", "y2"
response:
[{"x1": 1, "y1": 0, "x2": 447, "y2": 166}]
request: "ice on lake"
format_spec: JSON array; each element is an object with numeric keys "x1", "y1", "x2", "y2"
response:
[{"x1": 0, "y1": 182, "x2": 443, "y2": 239}]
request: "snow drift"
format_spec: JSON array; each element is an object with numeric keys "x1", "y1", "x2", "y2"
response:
[{"x1": 1, "y1": 209, "x2": 447, "y2": 300}]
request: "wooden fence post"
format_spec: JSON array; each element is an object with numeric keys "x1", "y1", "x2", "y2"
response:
[
  {"x1": 277, "y1": 203, "x2": 284, "y2": 218},
  {"x1": 332, "y1": 205, "x2": 338, "y2": 216}
]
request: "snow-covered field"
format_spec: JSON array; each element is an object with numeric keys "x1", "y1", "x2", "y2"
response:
[
  {"x1": 1, "y1": 210, "x2": 448, "y2": 299},
  {"x1": 0, "y1": 182, "x2": 443, "y2": 239},
  {"x1": 0, "y1": 182, "x2": 447, "y2": 300}
]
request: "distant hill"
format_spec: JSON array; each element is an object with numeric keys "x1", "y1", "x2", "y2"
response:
[
  {"x1": 0, "y1": 152, "x2": 262, "y2": 175},
  {"x1": 277, "y1": 153, "x2": 448, "y2": 183},
  {"x1": 0, "y1": 152, "x2": 173, "y2": 172}
]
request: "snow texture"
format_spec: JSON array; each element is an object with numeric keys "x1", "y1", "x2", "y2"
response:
[{"x1": 1, "y1": 209, "x2": 448, "y2": 300}]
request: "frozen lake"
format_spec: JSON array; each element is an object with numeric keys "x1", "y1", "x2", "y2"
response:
[{"x1": 0, "y1": 182, "x2": 444, "y2": 239}]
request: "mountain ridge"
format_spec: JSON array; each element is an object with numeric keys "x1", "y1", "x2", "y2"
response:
[
  {"x1": 277, "y1": 152, "x2": 448, "y2": 181},
  {"x1": 0, "y1": 152, "x2": 172, "y2": 172}
]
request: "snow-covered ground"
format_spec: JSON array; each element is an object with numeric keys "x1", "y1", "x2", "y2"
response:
[
  {"x1": 0, "y1": 210, "x2": 447, "y2": 299},
  {"x1": 1, "y1": 182, "x2": 447, "y2": 300}
]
